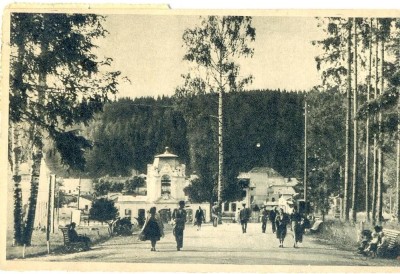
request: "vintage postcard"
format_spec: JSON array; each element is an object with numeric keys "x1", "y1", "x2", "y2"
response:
[{"x1": 1, "y1": 4, "x2": 400, "y2": 273}]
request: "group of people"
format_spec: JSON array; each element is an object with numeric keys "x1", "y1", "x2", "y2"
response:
[
  {"x1": 140, "y1": 200, "x2": 188, "y2": 251},
  {"x1": 240, "y1": 203, "x2": 309, "y2": 248},
  {"x1": 358, "y1": 225, "x2": 384, "y2": 258},
  {"x1": 140, "y1": 201, "x2": 309, "y2": 251}
]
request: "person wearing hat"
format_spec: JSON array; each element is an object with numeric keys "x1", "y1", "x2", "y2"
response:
[
  {"x1": 141, "y1": 206, "x2": 164, "y2": 251},
  {"x1": 172, "y1": 200, "x2": 187, "y2": 251},
  {"x1": 239, "y1": 203, "x2": 251, "y2": 233},
  {"x1": 261, "y1": 206, "x2": 268, "y2": 233},
  {"x1": 68, "y1": 222, "x2": 91, "y2": 249}
]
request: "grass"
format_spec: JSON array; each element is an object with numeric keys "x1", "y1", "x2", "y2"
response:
[
  {"x1": 6, "y1": 225, "x2": 111, "y2": 260},
  {"x1": 313, "y1": 217, "x2": 400, "y2": 254}
]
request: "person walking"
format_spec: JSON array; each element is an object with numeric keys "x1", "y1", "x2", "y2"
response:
[
  {"x1": 211, "y1": 202, "x2": 219, "y2": 227},
  {"x1": 172, "y1": 200, "x2": 187, "y2": 251},
  {"x1": 239, "y1": 203, "x2": 251, "y2": 233},
  {"x1": 141, "y1": 207, "x2": 164, "y2": 251},
  {"x1": 261, "y1": 207, "x2": 268, "y2": 233},
  {"x1": 290, "y1": 205, "x2": 303, "y2": 248},
  {"x1": 194, "y1": 206, "x2": 205, "y2": 231},
  {"x1": 269, "y1": 207, "x2": 277, "y2": 233},
  {"x1": 275, "y1": 208, "x2": 289, "y2": 247}
]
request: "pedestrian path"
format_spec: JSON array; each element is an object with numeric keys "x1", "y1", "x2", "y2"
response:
[{"x1": 21, "y1": 222, "x2": 400, "y2": 267}]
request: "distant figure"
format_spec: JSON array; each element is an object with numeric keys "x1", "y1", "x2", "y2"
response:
[
  {"x1": 195, "y1": 206, "x2": 205, "y2": 231},
  {"x1": 211, "y1": 202, "x2": 219, "y2": 227},
  {"x1": 172, "y1": 200, "x2": 187, "y2": 251},
  {"x1": 68, "y1": 222, "x2": 91, "y2": 249},
  {"x1": 141, "y1": 207, "x2": 164, "y2": 251},
  {"x1": 275, "y1": 208, "x2": 290, "y2": 247},
  {"x1": 239, "y1": 203, "x2": 251, "y2": 233},
  {"x1": 290, "y1": 206, "x2": 303, "y2": 248},
  {"x1": 261, "y1": 207, "x2": 268, "y2": 233},
  {"x1": 269, "y1": 207, "x2": 277, "y2": 233}
]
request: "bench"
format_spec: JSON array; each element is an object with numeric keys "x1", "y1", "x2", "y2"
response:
[
  {"x1": 310, "y1": 220, "x2": 323, "y2": 233},
  {"x1": 59, "y1": 226, "x2": 89, "y2": 252},
  {"x1": 378, "y1": 229, "x2": 400, "y2": 258}
]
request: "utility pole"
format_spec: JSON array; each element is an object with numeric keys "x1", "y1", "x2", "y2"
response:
[
  {"x1": 77, "y1": 177, "x2": 81, "y2": 211},
  {"x1": 57, "y1": 177, "x2": 61, "y2": 226},
  {"x1": 46, "y1": 174, "x2": 54, "y2": 253},
  {"x1": 51, "y1": 174, "x2": 56, "y2": 233},
  {"x1": 304, "y1": 95, "x2": 308, "y2": 202}
]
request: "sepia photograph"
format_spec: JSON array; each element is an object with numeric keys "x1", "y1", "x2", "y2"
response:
[{"x1": 1, "y1": 4, "x2": 400, "y2": 272}]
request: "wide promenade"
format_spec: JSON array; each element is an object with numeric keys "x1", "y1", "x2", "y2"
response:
[{"x1": 19, "y1": 222, "x2": 400, "y2": 268}]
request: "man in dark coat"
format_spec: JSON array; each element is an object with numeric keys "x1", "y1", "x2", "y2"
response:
[
  {"x1": 290, "y1": 205, "x2": 303, "y2": 248},
  {"x1": 172, "y1": 200, "x2": 187, "y2": 251},
  {"x1": 239, "y1": 203, "x2": 251, "y2": 233},
  {"x1": 261, "y1": 207, "x2": 268, "y2": 233},
  {"x1": 269, "y1": 207, "x2": 277, "y2": 233}
]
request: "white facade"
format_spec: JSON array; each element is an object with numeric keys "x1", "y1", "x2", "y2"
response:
[
  {"x1": 146, "y1": 148, "x2": 186, "y2": 202},
  {"x1": 115, "y1": 147, "x2": 210, "y2": 223},
  {"x1": 237, "y1": 167, "x2": 298, "y2": 207},
  {"x1": 60, "y1": 178, "x2": 94, "y2": 195}
]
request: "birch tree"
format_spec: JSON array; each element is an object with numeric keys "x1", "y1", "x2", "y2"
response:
[
  {"x1": 9, "y1": 13, "x2": 123, "y2": 245},
  {"x1": 176, "y1": 16, "x2": 255, "y2": 204}
]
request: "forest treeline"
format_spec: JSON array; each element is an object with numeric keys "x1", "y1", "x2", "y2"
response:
[{"x1": 75, "y1": 90, "x2": 306, "y2": 202}]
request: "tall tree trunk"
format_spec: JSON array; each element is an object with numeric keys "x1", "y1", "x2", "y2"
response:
[
  {"x1": 344, "y1": 18, "x2": 353, "y2": 222},
  {"x1": 351, "y1": 19, "x2": 358, "y2": 223},
  {"x1": 11, "y1": 123, "x2": 24, "y2": 246},
  {"x1": 365, "y1": 19, "x2": 373, "y2": 223},
  {"x1": 397, "y1": 93, "x2": 400, "y2": 223},
  {"x1": 23, "y1": 144, "x2": 43, "y2": 245},
  {"x1": 372, "y1": 19, "x2": 379, "y2": 225},
  {"x1": 377, "y1": 34, "x2": 385, "y2": 224},
  {"x1": 12, "y1": 34, "x2": 27, "y2": 245},
  {"x1": 217, "y1": 75, "x2": 224, "y2": 205},
  {"x1": 23, "y1": 21, "x2": 47, "y2": 244}
]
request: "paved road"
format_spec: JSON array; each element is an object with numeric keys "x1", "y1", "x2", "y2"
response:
[{"x1": 22, "y1": 222, "x2": 399, "y2": 267}]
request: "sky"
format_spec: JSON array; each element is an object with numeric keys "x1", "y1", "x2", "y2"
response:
[{"x1": 96, "y1": 14, "x2": 325, "y2": 99}]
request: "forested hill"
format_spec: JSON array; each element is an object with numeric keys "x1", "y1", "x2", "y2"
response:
[{"x1": 82, "y1": 89, "x2": 305, "y2": 195}]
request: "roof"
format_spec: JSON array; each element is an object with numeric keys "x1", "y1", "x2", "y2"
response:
[
  {"x1": 155, "y1": 147, "x2": 178, "y2": 159},
  {"x1": 80, "y1": 194, "x2": 94, "y2": 201},
  {"x1": 117, "y1": 195, "x2": 148, "y2": 203},
  {"x1": 248, "y1": 167, "x2": 282, "y2": 177}
]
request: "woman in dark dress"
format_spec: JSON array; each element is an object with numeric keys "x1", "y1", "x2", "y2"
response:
[
  {"x1": 275, "y1": 208, "x2": 289, "y2": 248},
  {"x1": 141, "y1": 207, "x2": 164, "y2": 251}
]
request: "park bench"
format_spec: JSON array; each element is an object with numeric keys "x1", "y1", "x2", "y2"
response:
[
  {"x1": 377, "y1": 229, "x2": 400, "y2": 258},
  {"x1": 309, "y1": 220, "x2": 323, "y2": 233},
  {"x1": 59, "y1": 226, "x2": 89, "y2": 252}
]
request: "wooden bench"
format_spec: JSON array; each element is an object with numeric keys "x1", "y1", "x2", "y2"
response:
[
  {"x1": 378, "y1": 229, "x2": 400, "y2": 258},
  {"x1": 310, "y1": 220, "x2": 323, "y2": 233},
  {"x1": 59, "y1": 226, "x2": 89, "y2": 252}
]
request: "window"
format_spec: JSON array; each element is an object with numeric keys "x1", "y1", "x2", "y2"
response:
[
  {"x1": 125, "y1": 209, "x2": 131, "y2": 216},
  {"x1": 231, "y1": 203, "x2": 237, "y2": 212},
  {"x1": 161, "y1": 175, "x2": 171, "y2": 196},
  {"x1": 85, "y1": 205, "x2": 89, "y2": 211},
  {"x1": 224, "y1": 203, "x2": 229, "y2": 212}
]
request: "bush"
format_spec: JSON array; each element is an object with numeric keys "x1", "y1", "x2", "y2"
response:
[{"x1": 112, "y1": 217, "x2": 133, "y2": 236}]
